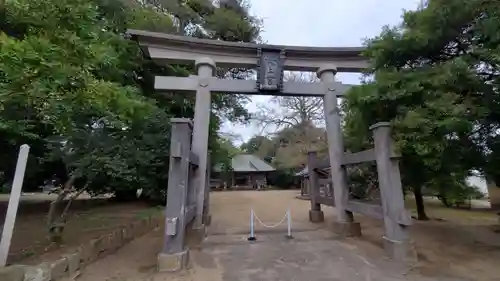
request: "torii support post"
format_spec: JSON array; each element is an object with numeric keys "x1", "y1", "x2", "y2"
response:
[
  {"x1": 203, "y1": 152, "x2": 212, "y2": 226},
  {"x1": 307, "y1": 151, "x2": 324, "y2": 222},
  {"x1": 319, "y1": 65, "x2": 361, "y2": 237},
  {"x1": 191, "y1": 58, "x2": 216, "y2": 234},
  {"x1": 370, "y1": 122, "x2": 414, "y2": 261},
  {"x1": 158, "y1": 119, "x2": 193, "y2": 272}
]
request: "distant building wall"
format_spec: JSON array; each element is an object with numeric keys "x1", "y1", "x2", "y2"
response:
[
  {"x1": 231, "y1": 171, "x2": 267, "y2": 188},
  {"x1": 487, "y1": 181, "x2": 500, "y2": 210}
]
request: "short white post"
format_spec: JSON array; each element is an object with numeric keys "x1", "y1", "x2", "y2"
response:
[
  {"x1": 286, "y1": 207, "x2": 293, "y2": 239},
  {"x1": 0, "y1": 144, "x2": 30, "y2": 266},
  {"x1": 248, "y1": 206, "x2": 256, "y2": 241}
]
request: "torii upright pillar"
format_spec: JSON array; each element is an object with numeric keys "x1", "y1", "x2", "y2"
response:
[
  {"x1": 318, "y1": 64, "x2": 361, "y2": 237},
  {"x1": 191, "y1": 58, "x2": 216, "y2": 234}
]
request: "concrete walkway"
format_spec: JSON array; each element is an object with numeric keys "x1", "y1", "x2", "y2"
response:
[
  {"x1": 70, "y1": 191, "x2": 475, "y2": 281},
  {"x1": 181, "y1": 231, "x2": 465, "y2": 281},
  {"x1": 72, "y1": 227, "x2": 467, "y2": 281}
]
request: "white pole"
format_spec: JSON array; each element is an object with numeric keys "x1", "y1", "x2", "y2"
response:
[
  {"x1": 248, "y1": 206, "x2": 256, "y2": 241},
  {"x1": 286, "y1": 206, "x2": 293, "y2": 239},
  {"x1": 251, "y1": 208, "x2": 254, "y2": 237},
  {"x1": 0, "y1": 144, "x2": 30, "y2": 266}
]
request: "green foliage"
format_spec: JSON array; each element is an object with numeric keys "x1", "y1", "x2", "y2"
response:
[
  {"x1": 204, "y1": 7, "x2": 259, "y2": 42},
  {"x1": 240, "y1": 135, "x2": 274, "y2": 156},
  {"x1": 437, "y1": 182, "x2": 485, "y2": 208},
  {"x1": 267, "y1": 168, "x2": 296, "y2": 189},
  {"x1": 128, "y1": 5, "x2": 176, "y2": 33},
  {"x1": 0, "y1": 183, "x2": 11, "y2": 194},
  {"x1": 346, "y1": 164, "x2": 379, "y2": 200},
  {"x1": 0, "y1": 0, "x2": 262, "y2": 206},
  {"x1": 2, "y1": 0, "x2": 151, "y2": 194},
  {"x1": 241, "y1": 125, "x2": 327, "y2": 170},
  {"x1": 212, "y1": 138, "x2": 240, "y2": 176}
]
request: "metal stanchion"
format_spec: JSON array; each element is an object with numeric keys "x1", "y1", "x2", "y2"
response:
[
  {"x1": 285, "y1": 207, "x2": 293, "y2": 239},
  {"x1": 248, "y1": 206, "x2": 256, "y2": 241}
]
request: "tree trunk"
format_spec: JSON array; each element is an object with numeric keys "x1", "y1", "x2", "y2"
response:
[
  {"x1": 413, "y1": 186, "x2": 429, "y2": 220},
  {"x1": 60, "y1": 188, "x2": 85, "y2": 223},
  {"x1": 46, "y1": 175, "x2": 76, "y2": 243},
  {"x1": 438, "y1": 195, "x2": 451, "y2": 207},
  {"x1": 47, "y1": 191, "x2": 68, "y2": 243}
]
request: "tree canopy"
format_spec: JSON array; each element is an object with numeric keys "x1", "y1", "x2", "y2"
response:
[{"x1": 0, "y1": 0, "x2": 262, "y2": 202}]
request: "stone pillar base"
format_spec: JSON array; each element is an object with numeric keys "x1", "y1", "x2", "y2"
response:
[
  {"x1": 296, "y1": 195, "x2": 310, "y2": 201},
  {"x1": 202, "y1": 214, "x2": 212, "y2": 226},
  {"x1": 157, "y1": 250, "x2": 189, "y2": 272},
  {"x1": 383, "y1": 237, "x2": 418, "y2": 263},
  {"x1": 185, "y1": 225, "x2": 206, "y2": 248},
  {"x1": 333, "y1": 221, "x2": 362, "y2": 237},
  {"x1": 309, "y1": 210, "x2": 324, "y2": 223}
]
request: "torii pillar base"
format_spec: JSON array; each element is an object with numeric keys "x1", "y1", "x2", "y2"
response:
[{"x1": 333, "y1": 221, "x2": 362, "y2": 238}]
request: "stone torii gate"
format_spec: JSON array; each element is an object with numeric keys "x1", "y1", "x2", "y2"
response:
[{"x1": 128, "y1": 29, "x2": 410, "y2": 271}]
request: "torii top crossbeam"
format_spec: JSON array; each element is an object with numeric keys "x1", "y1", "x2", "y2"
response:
[{"x1": 128, "y1": 29, "x2": 368, "y2": 73}]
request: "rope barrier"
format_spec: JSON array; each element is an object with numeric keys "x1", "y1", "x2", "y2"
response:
[
  {"x1": 253, "y1": 210, "x2": 288, "y2": 228},
  {"x1": 382, "y1": 235, "x2": 403, "y2": 244},
  {"x1": 248, "y1": 206, "x2": 293, "y2": 241}
]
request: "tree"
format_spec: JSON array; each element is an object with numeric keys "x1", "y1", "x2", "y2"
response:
[
  {"x1": 240, "y1": 135, "x2": 273, "y2": 156},
  {"x1": 1, "y1": 0, "x2": 263, "y2": 241},
  {"x1": 1, "y1": 0, "x2": 160, "y2": 240},
  {"x1": 145, "y1": 0, "x2": 259, "y2": 125},
  {"x1": 211, "y1": 137, "x2": 240, "y2": 184},
  {"x1": 254, "y1": 72, "x2": 324, "y2": 132},
  {"x1": 343, "y1": 0, "x2": 500, "y2": 219},
  {"x1": 251, "y1": 72, "x2": 328, "y2": 168}
]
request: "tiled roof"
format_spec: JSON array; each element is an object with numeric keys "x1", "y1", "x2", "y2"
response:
[
  {"x1": 231, "y1": 154, "x2": 275, "y2": 172},
  {"x1": 213, "y1": 154, "x2": 275, "y2": 172}
]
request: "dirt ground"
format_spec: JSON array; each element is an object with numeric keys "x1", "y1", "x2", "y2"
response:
[
  {"x1": 209, "y1": 190, "x2": 500, "y2": 280},
  {"x1": 72, "y1": 190, "x2": 500, "y2": 281},
  {"x1": 2, "y1": 201, "x2": 160, "y2": 265}
]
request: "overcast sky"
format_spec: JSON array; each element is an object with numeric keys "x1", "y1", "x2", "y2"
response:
[{"x1": 219, "y1": 0, "x2": 422, "y2": 145}]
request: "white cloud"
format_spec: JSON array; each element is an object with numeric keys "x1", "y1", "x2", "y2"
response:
[{"x1": 220, "y1": 0, "x2": 421, "y2": 145}]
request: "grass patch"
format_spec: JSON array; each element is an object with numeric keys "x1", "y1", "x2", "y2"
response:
[
  {"x1": 405, "y1": 197, "x2": 497, "y2": 225},
  {"x1": 8, "y1": 202, "x2": 157, "y2": 265},
  {"x1": 135, "y1": 205, "x2": 163, "y2": 219}
]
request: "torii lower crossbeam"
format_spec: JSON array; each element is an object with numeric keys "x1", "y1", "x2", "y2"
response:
[{"x1": 154, "y1": 75, "x2": 353, "y2": 97}]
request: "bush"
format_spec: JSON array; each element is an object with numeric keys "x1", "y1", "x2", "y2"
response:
[
  {"x1": 0, "y1": 183, "x2": 11, "y2": 194},
  {"x1": 267, "y1": 169, "x2": 297, "y2": 189},
  {"x1": 347, "y1": 163, "x2": 379, "y2": 200},
  {"x1": 437, "y1": 182, "x2": 484, "y2": 208}
]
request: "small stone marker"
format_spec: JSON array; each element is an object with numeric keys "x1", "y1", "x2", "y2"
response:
[{"x1": 0, "y1": 144, "x2": 30, "y2": 266}]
